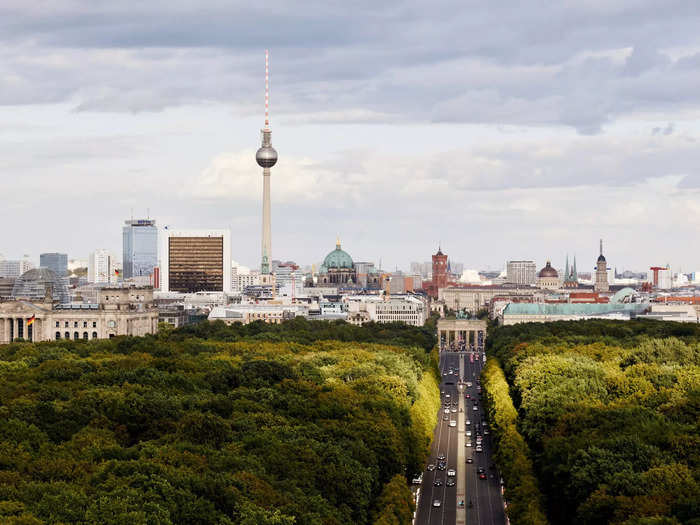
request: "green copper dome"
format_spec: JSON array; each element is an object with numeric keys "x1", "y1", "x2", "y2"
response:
[{"x1": 319, "y1": 239, "x2": 354, "y2": 273}]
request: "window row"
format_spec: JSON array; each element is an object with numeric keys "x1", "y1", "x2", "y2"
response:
[
  {"x1": 55, "y1": 331, "x2": 98, "y2": 340},
  {"x1": 55, "y1": 320, "x2": 98, "y2": 328}
]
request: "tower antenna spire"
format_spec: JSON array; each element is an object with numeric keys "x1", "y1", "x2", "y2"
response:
[
  {"x1": 600, "y1": 238, "x2": 603, "y2": 256},
  {"x1": 265, "y1": 49, "x2": 270, "y2": 130}
]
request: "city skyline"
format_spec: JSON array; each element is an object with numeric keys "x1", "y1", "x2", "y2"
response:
[{"x1": 3, "y1": 2, "x2": 700, "y2": 271}]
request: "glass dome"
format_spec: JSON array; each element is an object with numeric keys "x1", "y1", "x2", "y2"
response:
[{"x1": 12, "y1": 268, "x2": 70, "y2": 304}]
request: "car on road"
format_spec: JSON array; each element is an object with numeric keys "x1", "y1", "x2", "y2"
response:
[
  {"x1": 479, "y1": 472, "x2": 487, "y2": 480},
  {"x1": 466, "y1": 430, "x2": 471, "y2": 437},
  {"x1": 484, "y1": 429, "x2": 489, "y2": 435},
  {"x1": 444, "y1": 408, "x2": 450, "y2": 414},
  {"x1": 437, "y1": 463, "x2": 446, "y2": 471},
  {"x1": 446, "y1": 478, "x2": 455, "y2": 487},
  {"x1": 412, "y1": 474, "x2": 423, "y2": 484},
  {"x1": 447, "y1": 469, "x2": 456, "y2": 477},
  {"x1": 433, "y1": 500, "x2": 441, "y2": 508},
  {"x1": 476, "y1": 445, "x2": 483, "y2": 452},
  {"x1": 449, "y1": 420, "x2": 457, "y2": 427},
  {"x1": 443, "y1": 415, "x2": 449, "y2": 421},
  {"x1": 466, "y1": 419, "x2": 471, "y2": 425},
  {"x1": 477, "y1": 467, "x2": 485, "y2": 474},
  {"x1": 466, "y1": 441, "x2": 472, "y2": 447},
  {"x1": 451, "y1": 408, "x2": 457, "y2": 413},
  {"x1": 465, "y1": 393, "x2": 471, "y2": 399},
  {"x1": 427, "y1": 464, "x2": 435, "y2": 471},
  {"x1": 437, "y1": 453, "x2": 446, "y2": 460},
  {"x1": 466, "y1": 382, "x2": 472, "y2": 387},
  {"x1": 433, "y1": 479, "x2": 443, "y2": 487},
  {"x1": 466, "y1": 456, "x2": 473, "y2": 463},
  {"x1": 473, "y1": 406, "x2": 478, "y2": 411}
]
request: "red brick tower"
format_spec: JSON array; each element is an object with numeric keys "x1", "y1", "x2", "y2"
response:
[{"x1": 432, "y1": 246, "x2": 448, "y2": 290}]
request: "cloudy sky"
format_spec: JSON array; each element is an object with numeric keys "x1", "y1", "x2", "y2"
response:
[{"x1": 3, "y1": 0, "x2": 700, "y2": 273}]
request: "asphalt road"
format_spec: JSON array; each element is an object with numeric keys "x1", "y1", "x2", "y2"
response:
[{"x1": 414, "y1": 351, "x2": 506, "y2": 525}]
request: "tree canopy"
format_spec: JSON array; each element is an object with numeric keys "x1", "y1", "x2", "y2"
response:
[
  {"x1": 486, "y1": 319, "x2": 700, "y2": 525},
  {"x1": 0, "y1": 318, "x2": 439, "y2": 524}
]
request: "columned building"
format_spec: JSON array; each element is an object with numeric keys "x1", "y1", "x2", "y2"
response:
[{"x1": 0, "y1": 284, "x2": 158, "y2": 344}]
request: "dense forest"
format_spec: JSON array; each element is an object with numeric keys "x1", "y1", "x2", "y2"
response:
[
  {"x1": 0, "y1": 318, "x2": 439, "y2": 524},
  {"x1": 487, "y1": 320, "x2": 700, "y2": 525}
]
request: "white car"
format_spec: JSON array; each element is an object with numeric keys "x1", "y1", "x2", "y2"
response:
[
  {"x1": 466, "y1": 419, "x2": 471, "y2": 426},
  {"x1": 466, "y1": 430, "x2": 471, "y2": 437},
  {"x1": 444, "y1": 408, "x2": 450, "y2": 414},
  {"x1": 449, "y1": 420, "x2": 456, "y2": 427},
  {"x1": 476, "y1": 445, "x2": 483, "y2": 452},
  {"x1": 447, "y1": 469, "x2": 456, "y2": 477},
  {"x1": 412, "y1": 474, "x2": 423, "y2": 484},
  {"x1": 466, "y1": 382, "x2": 472, "y2": 387},
  {"x1": 466, "y1": 441, "x2": 472, "y2": 447},
  {"x1": 432, "y1": 500, "x2": 441, "y2": 508},
  {"x1": 473, "y1": 406, "x2": 478, "y2": 411}
]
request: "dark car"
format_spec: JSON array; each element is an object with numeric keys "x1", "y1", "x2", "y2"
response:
[
  {"x1": 477, "y1": 467, "x2": 485, "y2": 474},
  {"x1": 427, "y1": 464, "x2": 436, "y2": 471},
  {"x1": 433, "y1": 479, "x2": 443, "y2": 487},
  {"x1": 479, "y1": 472, "x2": 487, "y2": 480},
  {"x1": 446, "y1": 478, "x2": 456, "y2": 487},
  {"x1": 437, "y1": 464, "x2": 446, "y2": 471},
  {"x1": 437, "y1": 453, "x2": 446, "y2": 460},
  {"x1": 466, "y1": 457, "x2": 473, "y2": 464}
]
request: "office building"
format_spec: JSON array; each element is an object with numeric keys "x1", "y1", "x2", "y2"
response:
[
  {"x1": 159, "y1": 229, "x2": 231, "y2": 293},
  {"x1": 40, "y1": 253, "x2": 68, "y2": 277},
  {"x1": 506, "y1": 260, "x2": 536, "y2": 285},
  {"x1": 123, "y1": 219, "x2": 158, "y2": 279},
  {"x1": 88, "y1": 250, "x2": 112, "y2": 284},
  {"x1": 0, "y1": 256, "x2": 34, "y2": 278}
]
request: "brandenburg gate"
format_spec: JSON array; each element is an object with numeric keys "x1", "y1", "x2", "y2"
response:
[{"x1": 437, "y1": 318, "x2": 487, "y2": 350}]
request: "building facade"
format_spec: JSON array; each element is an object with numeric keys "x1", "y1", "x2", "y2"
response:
[
  {"x1": 536, "y1": 261, "x2": 560, "y2": 290},
  {"x1": 123, "y1": 219, "x2": 158, "y2": 279},
  {"x1": 40, "y1": 253, "x2": 68, "y2": 277},
  {"x1": 159, "y1": 229, "x2": 231, "y2": 293},
  {"x1": 506, "y1": 260, "x2": 536, "y2": 285},
  {"x1": 0, "y1": 257, "x2": 34, "y2": 278},
  {"x1": 0, "y1": 286, "x2": 158, "y2": 344},
  {"x1": 88, "y1": 249, "x2": 112, "y2": 284}
]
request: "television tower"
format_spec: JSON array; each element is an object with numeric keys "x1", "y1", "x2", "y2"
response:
[{"x1": 256, "y1": 49, "x2": 278, "y2": 274}]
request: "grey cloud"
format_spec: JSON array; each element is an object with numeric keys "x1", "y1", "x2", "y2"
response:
[{"x1": 2, "y1": 1, "x2": 700, "y2": 130}]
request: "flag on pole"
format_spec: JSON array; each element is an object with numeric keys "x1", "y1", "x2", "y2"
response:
[{"x1": 27, "y1": 315, "x2": 36, "y2": 326}]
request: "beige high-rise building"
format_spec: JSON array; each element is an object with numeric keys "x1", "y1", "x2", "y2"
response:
[
  {"x1": 594, "y1": 239, "x2": 609, "y2": 293},
  {"x1": 506, "y1": 260, "x2": 536, "y2": 285}
]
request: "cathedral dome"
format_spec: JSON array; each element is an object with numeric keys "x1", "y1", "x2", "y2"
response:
[
  {"x1": 538, "y1": 261, "x2": 558, "y2": 278},
  {"x1": 12, "y1": 268, "x2": 70, "y2": 304},
  {"x1": 320, "y1": 240, "x2": 354, "y2": 273}
]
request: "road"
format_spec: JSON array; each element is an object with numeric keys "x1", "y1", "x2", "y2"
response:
[{"x1": 414, "y1": 350, "x2": 507, "y2": 525}]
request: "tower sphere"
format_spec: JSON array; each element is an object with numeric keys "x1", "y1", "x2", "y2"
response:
[{"x1": 256, "y1": 145, "x2": 278, "y2": 168}]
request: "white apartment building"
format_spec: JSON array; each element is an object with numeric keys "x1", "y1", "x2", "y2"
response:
[
  {"x1": 344, "y1": 295, "x2": 427, "y2": 326},
  {"x1": 208, "y1": 304, "x2": 308, "y2": 325},
  {"x1": 506, "y1": 261, "x2": 536, "y2": 285},
  {"x1": 0, "y1": 256, "x2": 35, "y2": 278},
  {"x1": 88, "y1": 250, "x2": 112, "y2": 284}
]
